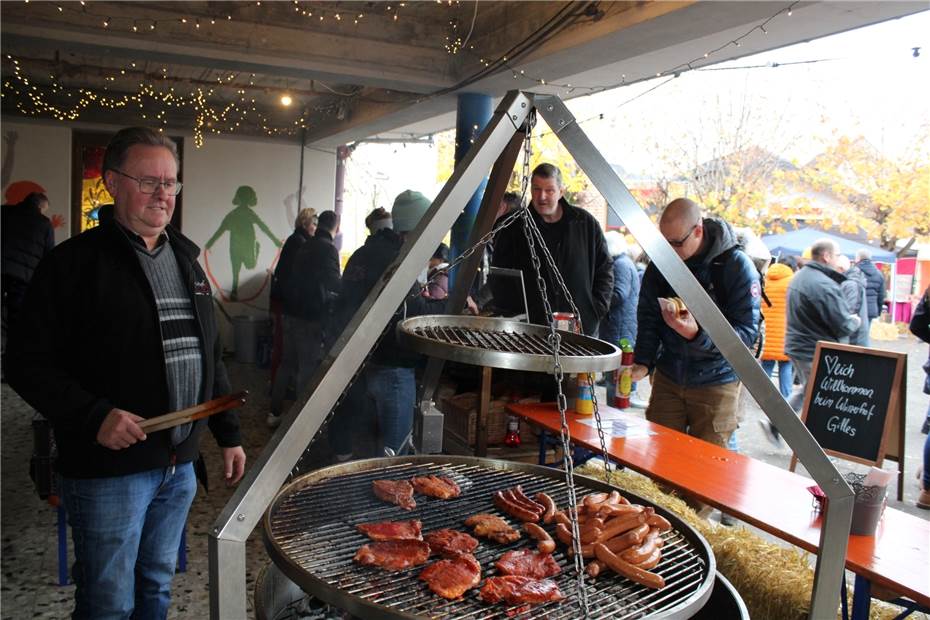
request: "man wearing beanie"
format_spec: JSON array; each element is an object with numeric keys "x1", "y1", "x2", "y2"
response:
[
  {"x1": 491, "y1": 163, "x2": 613, "y2": 336},
  {"x1": 329, "y1": 190, "x2": 447, "y2": 458}
]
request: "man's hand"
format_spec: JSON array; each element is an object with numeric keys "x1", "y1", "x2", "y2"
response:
[
  {"x1": 631, "y1": 364, "x2": 650, "y2": 382},
  {"x1": 464, "y1": 296, "x2": 479, "y2": 315},
  {"x1": 660, "y1": 301, "x2": 700, "y2": 340},
  {"x1": 97, "y1": 408, "x2": 147, "y2": 450},
  {"x1": 222, "y1": 446, "x2": 247, "y2": 486}
]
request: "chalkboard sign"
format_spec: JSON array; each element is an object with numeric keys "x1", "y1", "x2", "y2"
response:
[{"x1": 795, "y1": 342, "x2": 906, "y2": 468}]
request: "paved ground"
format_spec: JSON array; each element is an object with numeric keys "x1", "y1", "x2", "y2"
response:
[{"x1": 2, "y1": 333, "x2": 927, "y2": 618}]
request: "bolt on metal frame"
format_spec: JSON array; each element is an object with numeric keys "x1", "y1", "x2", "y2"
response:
[{"x1": 209, "y1": 90, "x2": 852, "y2": 620}]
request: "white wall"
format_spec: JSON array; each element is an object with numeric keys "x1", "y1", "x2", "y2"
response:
[
  {"x1": 1, "y1": 119, "x2": 72, "y2": 245},
  {"x1": 1, "y1": 116, "x2": 336, "y2": 346}
]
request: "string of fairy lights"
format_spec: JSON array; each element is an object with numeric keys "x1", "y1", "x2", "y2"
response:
[{"x1": 1, "y1": 0, "x2": 842, "y2": 148}]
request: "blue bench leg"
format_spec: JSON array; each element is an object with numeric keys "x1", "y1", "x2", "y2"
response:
[
  {"x1": 57, "y1": 504, "x2": 68, "y2": 586},
  {"x1": 851, "y1": 574, "x2": 871, "y2": 620}
]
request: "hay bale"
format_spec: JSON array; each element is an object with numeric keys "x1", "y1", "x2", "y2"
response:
[{"x1": 575, "y1": 464, "x2": 925, "y2": 620}]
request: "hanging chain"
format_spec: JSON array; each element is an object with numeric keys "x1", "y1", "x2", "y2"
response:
[
  {"x1": 513, "y1": 109, "x2": 589, "y2": 618},
  {"x1": 524, "y1": 220, "x2": 613, "y2": 486}
]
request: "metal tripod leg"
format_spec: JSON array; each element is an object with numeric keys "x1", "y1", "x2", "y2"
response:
[
  {"x1": 535, "y1": 94, "x2": 853, "y2": 620},
  {"x1": 416, "y1": 127, "x2": 528, "y2": 449},
  {"x1": 208, "y1": 90, "x2": 534, "y2": 619}
]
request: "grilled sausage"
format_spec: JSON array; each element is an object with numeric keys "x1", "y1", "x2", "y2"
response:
[
  {"x1": 635, "y1": 547, "x2": 662, "y2": 570},
  {"x1": 513, "y1": 486, "x2": 546, "y2": 514},
  {"x1": 583, "y1": 492, "x2": 609, "y2": 509},
  {"x1": 595, "y1": 512, "x2": 647, "y2": 543},
  {"x1": 555, "y1": 523, "x2": 573, "y2": 547},
  {"x1": 620, "y1": 528, "x2": 662, "y2": 564},
  {"x1": 597, "y1": 503, "x2": 643, "y2": 519},
  {"x1": 504, "y1": 489, "x2": 544, "y2": 519},
  {"x1": 594, "y1": 543, "x2": 666, "y2": 590},
  {"x1": 586, "y1": 560, "x2": 605, "y2": 578},
  {"x1": 493, "y1": 491, "x2": 539, "y2": 523},
  {"x1": 524, "y1": 522, "x2": 556, "y2": 554},
  {"x1": 646, "y1": 513, "x2": 672, "y2": 532},
  {"x1": 605, "y1": 523, "x2": 650, "y2": 554},
  {"x1": 535, "y1": 492, "x2": 557, "y2": 524}
]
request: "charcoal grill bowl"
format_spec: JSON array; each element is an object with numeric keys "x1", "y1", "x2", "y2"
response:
[
  {"x1": 264, "y1": 456, "x2": 715, "y2": 620},
  {"x1": 397, "y1": 315, "x2": 621, "y2": 373}
]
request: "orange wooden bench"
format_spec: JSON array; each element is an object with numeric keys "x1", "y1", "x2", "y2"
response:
[{"x1": 506, "y1": 402, "x2": 930, "y2": 619}]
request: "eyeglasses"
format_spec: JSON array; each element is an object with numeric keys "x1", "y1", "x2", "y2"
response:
[
  {"x1": 112, "y1": 169, "x2": 182, "y2": 196},
  {"x1": 666, "y1": 223, "x2": 699, "y2": 248}
]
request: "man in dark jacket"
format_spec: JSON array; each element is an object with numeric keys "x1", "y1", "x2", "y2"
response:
[
  {"x1": 631, "y1": 199, "x2": 761, "y2": 448},
  {"x1": 856, "y1": 249, "x2": 886, "y2": 321},
  {"x1": 267, "y1": 210, "x2": 341, "y2": 427},
  {"x1": 490, "y1": 163, "x2": 613, "y2": 336},
  {"x1": 5, "y1": 127, "x2": 244, "y2": 618},
  {"x1": 1, "y1": 192, "x2": 55, "y2": 360},
  {"x1": 785, "y1": 238, "x2": 861, "y2": 412},
  {"x1": 329, "y1": 191, "x2": 447, "y2": 458}
]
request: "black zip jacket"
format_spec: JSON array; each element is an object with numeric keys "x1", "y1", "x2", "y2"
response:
[
  {"x1": 490, "y1": 200, "x2": 613, "y2": 336},
  {"x1": 6, "y1": 219, "x2": 241, "y2": 479},
  {"x1": 284, "y1": 229, "x2": 341, "y2": 320},
  {"x1": 270, "y1": 226, "x2": 312, "y2": 303}
]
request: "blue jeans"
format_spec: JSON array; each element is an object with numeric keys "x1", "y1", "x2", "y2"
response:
[
  {"x1": 761, "y1": 359, "x2": 794, "y2": 400},
  {"x1": 366, "y1": 365, "x2": 416, "y2": 454},
  {"x1": 61, "y1": 463, "x2": 197, "y2": 620}
]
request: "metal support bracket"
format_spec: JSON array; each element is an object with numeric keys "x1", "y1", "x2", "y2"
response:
[{"x1": 535, "y1": 94, "x2": 852, "y2": 620}]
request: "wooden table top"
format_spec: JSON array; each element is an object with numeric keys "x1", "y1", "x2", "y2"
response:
[{"x1": 507, "y1": 402, "x2": 930, "y2": 607}]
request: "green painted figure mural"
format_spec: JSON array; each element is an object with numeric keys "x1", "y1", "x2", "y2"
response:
[{"x1": 205, "y1": 185, "x2": 282, "y2": 301}]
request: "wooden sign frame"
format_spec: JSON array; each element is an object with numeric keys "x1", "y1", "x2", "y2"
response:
[{"x1": 789, "y1": 341, "x2": 907, "y2": 501}]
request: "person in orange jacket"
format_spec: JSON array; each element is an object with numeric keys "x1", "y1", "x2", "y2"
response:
[{"x1": 759, "y1": 258, "x2": 796, "y2": 444}]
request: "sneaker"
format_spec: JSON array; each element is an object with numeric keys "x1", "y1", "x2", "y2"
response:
[
  {"x1": 266, "y1": 413, "x2": 281, "y2": 429},
  {"x1": 918, "y1": 489, "x2": 930, "y2": 510},
  {"x1": 758, "y1": 419, "x2": 782, "y2": 447}
]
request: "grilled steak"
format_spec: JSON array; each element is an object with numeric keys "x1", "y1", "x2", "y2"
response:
[
  {"x1": 419, "y1": 553, "x2": 482, "y2": 599},
  {"x1": 479, "y1": 575, "x2": 564, "y2": 605},
  {"x1": 464, "y1": 513, "x2": 521, "y2": 544},
  {"x1": 356, "y1": 520, "x2": 423, "y2": 541},
  {"x1": 353, "y1": 540, "x2": 430, "y2": 571},
  {"x1": 411, "y1": 475, "x2": 461, "y2": 499},
  {"x1": 423, "y1": 528, "x2": 479, "y2": 557},
  {"x1": 373, "y1": 479, "x2": 416, "y2": 510},
  {"x1": 495, "y1": 549, "x2": 561, "y2": 578}
]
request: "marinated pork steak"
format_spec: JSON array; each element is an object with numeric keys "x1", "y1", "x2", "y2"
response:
[
  {"x1": 464, "y1": 513, "x2": 521, "y2": 544},
  {"x1": 353, "y1": 540, "x2": 431, "y2": 571},
  {"x1": 410, "y1": 475, "x2": 461, "y2": 499},
  {"x1": 423, "y1": 528, "x2": 479, "y2": 557},
  {"x1": 479, "y1": 575, "x2": 564, "y2": 605},
  {"x1": 372, "y1": 479, "x2": 416, "y2": 510},
  {"x1": 419, "y1": 553, "x2": 482, "y2": 599},
  {"x1": 356, "y1": 520, "x2": 423, "y2": 541},
  {"x1": 494, "y1": 549, "x2": 561, "y2": 578}
]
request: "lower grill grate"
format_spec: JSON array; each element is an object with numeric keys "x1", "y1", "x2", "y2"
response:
[{"x1": 265, "y1": 457, "x2": 714, "y2": 620}]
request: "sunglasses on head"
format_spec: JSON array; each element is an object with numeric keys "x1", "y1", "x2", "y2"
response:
[{"x1": 667, "y1": 223, "x2": 699, "y2": 248}]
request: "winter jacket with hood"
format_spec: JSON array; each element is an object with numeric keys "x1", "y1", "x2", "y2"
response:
[
  {"x1": 785, "y1": 260, "x2": 859, "y2": 362},
  {"x1": 761, "y1": 262, "x2": 793, "y2": 362},
  {"x1": 599, "y1": 252, "x2": 639, "y2": 346},
  {"x1": 634, "y1": 218, "x2": 761, "y2": 387},
  {"x1": 856, "y1": 258, "x2": 886, "y2": 321},
  {"x1": 841, "y1": 264, "x2": 870, "y2": 345}
]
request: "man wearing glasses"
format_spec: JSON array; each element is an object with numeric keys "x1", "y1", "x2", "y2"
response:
[
  {"x1": 631, "y1": 198, "x2": 761, "y2": 450},
  {"x1": 6, "y1": 127, "x2": 245, "y2": 618}
]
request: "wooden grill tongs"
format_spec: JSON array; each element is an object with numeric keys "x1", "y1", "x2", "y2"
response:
[{"x1": 138, "y1": 390, "x2": 248, "y2": 434}]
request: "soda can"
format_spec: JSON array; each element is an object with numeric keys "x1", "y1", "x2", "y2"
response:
[{"x1": 552, "y1": 312, "x2": 578, "y2": 333}]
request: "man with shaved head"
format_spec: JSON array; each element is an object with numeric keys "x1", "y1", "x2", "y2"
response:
[{"x1": 631, "y1": 198, "x2": 761, "y2": 449}]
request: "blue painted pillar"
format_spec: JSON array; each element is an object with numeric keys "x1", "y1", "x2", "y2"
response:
[{"x1": 451, "y1": 93, "x2": 493, "y2": 287}]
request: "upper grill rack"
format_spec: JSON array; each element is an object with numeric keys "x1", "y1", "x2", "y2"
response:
[
  {"x1": 265, "y1": 456, "x2": 714, "y2": 620},
  {"x1": 397, "y1": 315, "x2": 622, "y2": 373}
]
